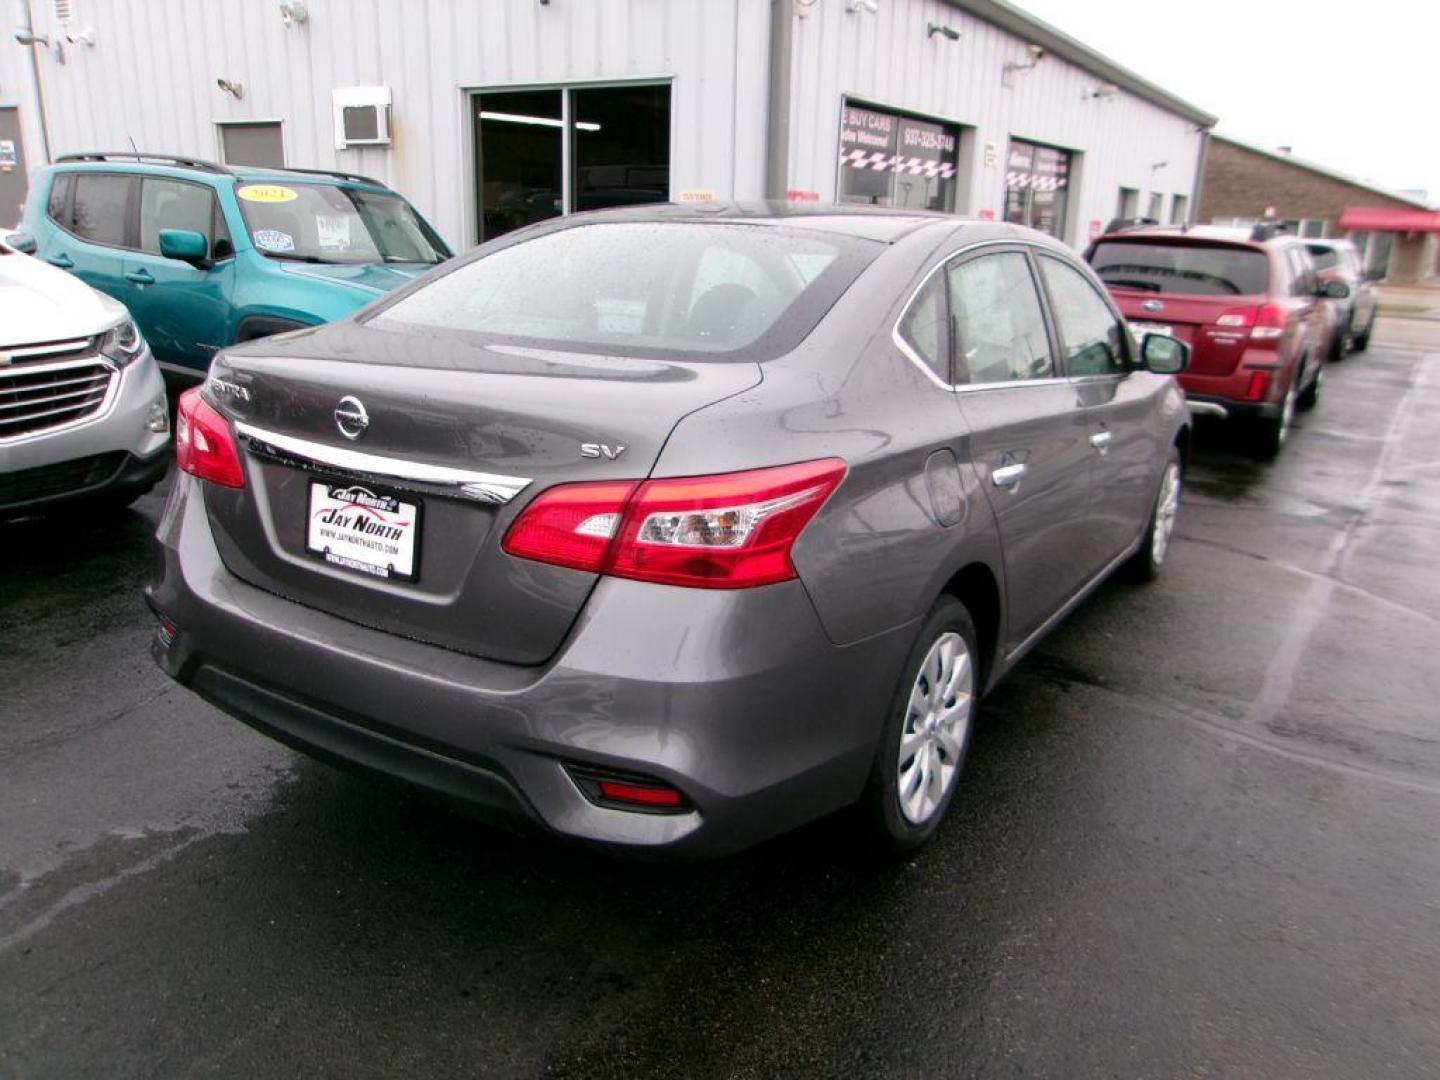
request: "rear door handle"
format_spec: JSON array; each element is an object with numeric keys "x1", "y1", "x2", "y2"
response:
[
  {"x1": 47, "y1": 252, "x2": 74, "y2": 268},
  {"x1": 1089, "y1": 431, "x2": 1114, "y2": 452},
  {"x1": 125, "y1": 268, "x2": 155, "y2": 285},
  {"x1": 992, "y1": 463, "x2": 1028, "y2": 489}
]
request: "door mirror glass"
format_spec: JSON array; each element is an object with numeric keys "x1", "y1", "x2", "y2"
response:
[
  {"x1": 1320, "y1": 280, "x2": 1350, "y2": 300},
  {"x1": 1141, "y1": 332, "x2": 1188, "y2": 375},
  {"x1": 5, "y1": 230, "x2": 37, "y2": 255},
  {"x1": 158, "y1": 228, "x2": 209, "y2": 265}
]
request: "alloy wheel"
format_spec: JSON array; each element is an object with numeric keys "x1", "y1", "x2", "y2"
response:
[
  {"x1": 1151, "y1": 461, "x2": 1181, "y2": 566},
  {"x1": 896, "y1": 632, "x2": 974, "y2": 825}
]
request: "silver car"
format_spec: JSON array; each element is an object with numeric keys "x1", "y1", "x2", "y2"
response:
[
  {"x1": 1, "y1": 235, "x2": 169, "y2": 520},
  {"x1": 148, "y1": 205, "x2": 1190, "y2": 857}
]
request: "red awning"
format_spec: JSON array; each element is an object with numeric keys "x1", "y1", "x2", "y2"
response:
[{"x1": 1338, "y1": 206, "x2": 1440, "y2": 232}]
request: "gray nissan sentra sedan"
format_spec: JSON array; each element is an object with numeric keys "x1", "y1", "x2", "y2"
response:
[{"x1": 148, "y1": 203, "x2": 1191, "y2": 858}]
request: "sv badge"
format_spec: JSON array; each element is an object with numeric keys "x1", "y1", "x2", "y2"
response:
[{"x1": 580, "y1": 443, "x2": 626, "y2": 460}]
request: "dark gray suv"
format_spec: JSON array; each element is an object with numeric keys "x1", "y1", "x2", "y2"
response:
[{"x1": 148, "y1": 204, "x2": 1191, "y2": 857}]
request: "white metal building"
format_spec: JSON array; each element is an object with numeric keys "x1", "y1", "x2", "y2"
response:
[{"x1": 1, "y1": 0, "x2": 1215, "y2": 250}]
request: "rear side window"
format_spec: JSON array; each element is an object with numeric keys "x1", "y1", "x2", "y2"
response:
[
  {"x1": 70, "y1": 174, "x2": 133, "y2": 247},
  {"x1": 372, "y1": 222, "x2": 878, "y2": 362},
  {"x1": 46, "y1": 174, "x2": 72, "y2": 225},
  {"x1": 945, "y1": 252, "x2": 1053, "y2": 384},
  {"x1": 1090, "y1": 240, "x2": 1269, "y2": 296},
  {"x1": 1306, "y1": 245, "x2": 1340, "y2": 272},
  {"x1": 898, "y1": 275, "x2": 950, "y2": 382},
  {"x1": 1039, "y1": 256, "x2": 1127, "y2": 376},
  {"x1": 139, "y1": 178, "x2": 218, "y2": 256}
]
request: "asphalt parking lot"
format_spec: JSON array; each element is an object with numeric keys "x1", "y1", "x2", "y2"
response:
[{"x1": 3, "y1": 320, "x2": 1439, "y2": 1079}]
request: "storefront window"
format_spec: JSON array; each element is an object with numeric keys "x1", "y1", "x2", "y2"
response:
[
  {"x1": 837, "y1": 103, "x2": 958, "y2": 212},
  {"x1": 1004, "y1": 139, "x2": 1071, "y2": 239},
  {"x1": 474, "y1": 84, "x2": 670, "y2": 243}
]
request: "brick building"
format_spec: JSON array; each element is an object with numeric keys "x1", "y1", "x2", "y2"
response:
[{"x1": 1199, "y1": 133, "x2": 1438, "y2": 283}]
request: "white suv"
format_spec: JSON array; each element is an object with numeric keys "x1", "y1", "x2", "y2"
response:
[{"x1": 1, "y1": 235, "x2": 169, "y2": 519}]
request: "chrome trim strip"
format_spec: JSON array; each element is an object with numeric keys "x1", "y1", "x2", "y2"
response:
[
  {"x1": 233, "y1": 422, "x2": 532, "y2": 505},
  {"x1": 1186, "y1": 401, "x2": 1229, "y2": 419},
  {"x1": 5, "y1": 337, "x2": 92, "y2": 360}
]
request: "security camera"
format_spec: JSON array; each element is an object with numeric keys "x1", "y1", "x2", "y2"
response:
[
  {"x1": 216, "y1": 78, "x2": 245, "y2": 99},
  {"x1": 1027, "y1": 44, "x2": 1045, "y2": 62}
]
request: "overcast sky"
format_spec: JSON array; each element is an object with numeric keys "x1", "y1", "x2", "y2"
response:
[{"x1": 1013, "y1": 0, "x2": 1440, "y2": 203}]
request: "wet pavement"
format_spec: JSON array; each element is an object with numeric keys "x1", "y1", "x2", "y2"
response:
[{"x1": 3, "y1": 320, "x2": 1439, "y2": 1079}]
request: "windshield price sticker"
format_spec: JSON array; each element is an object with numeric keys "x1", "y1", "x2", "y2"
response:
[
  {"x1": 306, "y1": 483, "x2": 421, "y2": 581},
  {"x1": 238, "y1": 184, "x2": 299, "y2": 203}
]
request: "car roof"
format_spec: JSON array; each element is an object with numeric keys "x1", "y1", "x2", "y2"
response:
[
  {"x1": 50, "y1": 153, "x2": 389, "y2": 191},
  {"x1": 1094, "y1": 224, "x2": 1301, "y2": 250},
  {"x1": 537, "y1": 202, "x2": 1047, "y2": 245}
]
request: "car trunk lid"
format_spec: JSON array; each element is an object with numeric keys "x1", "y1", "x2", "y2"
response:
[{"x1": 200, "y1": 330, "x2": 761, "y2": 665}]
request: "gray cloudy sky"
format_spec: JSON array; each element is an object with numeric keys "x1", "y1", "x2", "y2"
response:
[{"x1": 1013, "y1": 0, "x2": 1440, "y2": 203}]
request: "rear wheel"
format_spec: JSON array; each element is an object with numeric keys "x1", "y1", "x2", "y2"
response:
[
  {"x1": 1251, "y1": 376, "x2": 1298, "y2": 460},
  {"x1": 1297, "y1": 363, "x2": 1323, "y2": 411},
  {"x1": 864, "y1": 597, "x2": 979, "y2": 853},
  {"x1": 1127, "y1": 448, "x2": 1182, "y2": 582},
  {"x1": 1352, "y1": 317, "x2": 1373, "y2": 353}
]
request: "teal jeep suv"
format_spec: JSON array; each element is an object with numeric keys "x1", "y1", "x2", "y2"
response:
[{"x1": 10, "y1": 152, "x2": 450, "y2": 380}]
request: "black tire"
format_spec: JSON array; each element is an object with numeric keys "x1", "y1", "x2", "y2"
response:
[
  {"x1": 1297, "y1": 363, "x2": 1323, "y2": 411},
  {"x1": 1126, "y1": 447, "x2": 1182, "y2": 583},
  {"x1": 1328, "y1": 326, "x2": 1346, "y2": 363},
  {"x1": 1251, "y1": 375, "x2": 1299, "y2": 460},
  {"x1": 1352, "y1": 319, "x2": 1372, "y2": 352},
  {"x1": 863, "y1": 596, "x2": 980, "y2": 854}
]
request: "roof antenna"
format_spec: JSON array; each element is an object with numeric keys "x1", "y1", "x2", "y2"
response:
[{"x1": 127, "y1": 135, "x2": 138, "y2": 153}]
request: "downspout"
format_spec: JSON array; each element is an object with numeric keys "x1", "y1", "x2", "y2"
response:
[
  {"x1": 764, "y1": 0, "x2": 793, "y2": 201},
  {"x1": 1188, "y1": 126, "x2": 1211, "y2": 226},
  {"x1": 15, "y1": 0, "x2": 53, "y2": 163}
]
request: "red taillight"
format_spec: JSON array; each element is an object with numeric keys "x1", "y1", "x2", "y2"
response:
[
  {"x1": 1249, "y1": 304, "x2": 1288, "y2": 342},
  {"x1": 499, "y1": 480, "x2": 638, "y2": 573},
  {"x1": 174, "y1": 387, "x2": 245, "y2": 488},
  {"x1": 502, "y1": 458, "x2": 847, "y2": 589},
  {"x1": 1216, "y1": 304, "x2": 1286, "y2": 342}
]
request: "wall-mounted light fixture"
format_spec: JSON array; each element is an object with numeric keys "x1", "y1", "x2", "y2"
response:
[
  {"x1": 216, "y1": 78, "x2": 245, "y2": 100},
  {"x1": 927, "y1": 22, "x2": 959, "y2": 40},
  {"x1": 12, "y1": 25, "x2": 65, "y2": 63},
  {"x1": 846, "y1": 0, "x2": 879, "y2": 13},
  {"x1": 279, "y1": 1, "x2": 308, "y2": 27},
  {"x1": 1002, "y1": 44, "x2": 1044, "y2": 87},
  {"x1": 1084, "y1": 83, "x2": 1119, "y2": 101}
]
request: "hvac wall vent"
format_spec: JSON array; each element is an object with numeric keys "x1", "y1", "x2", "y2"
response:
[
  {"x1": 52, "y1": 0, "x2": 74, "y2": 23},
  {"x1": 332, "y1": 86, "x2": 392, "y2": 149}
]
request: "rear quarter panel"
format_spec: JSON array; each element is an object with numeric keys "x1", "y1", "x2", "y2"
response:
[{"x1": 654, "y1": 230, "x2": 1007, "y2": 649}]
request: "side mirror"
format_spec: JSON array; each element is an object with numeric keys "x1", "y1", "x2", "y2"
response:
[
  {"x1": 1141, "y1": 332, "x2": 1188, "y2": 375},
  {"x1": 1320, "y1": 280, "x2": 1350, "y2": 300},
  {"x1": 158, "y1": 228, "x2": 210, "y2": 266},
  {"x1": 6, "y1": 231, "x2": 38, "y2": 255}
]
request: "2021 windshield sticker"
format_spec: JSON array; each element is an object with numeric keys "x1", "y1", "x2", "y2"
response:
[{"x1": 237, "y1": 184, "x2": 298, "y2": 203}]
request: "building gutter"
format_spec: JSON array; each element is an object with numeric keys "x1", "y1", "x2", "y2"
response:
[
  {"x1": 946, "y1": 0, "x2": 1217, "y2": 128},
  {"x1": 764, "y1": 0, "x2": 793, "y2": 200}
]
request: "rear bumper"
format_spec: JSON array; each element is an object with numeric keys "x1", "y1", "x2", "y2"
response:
[
  {"x1": 1183, "y1": 394, "x2": 1281, "y2": 423},
  {"x1": 148, "y1": 474, "x2": 912, "y2": 858}
]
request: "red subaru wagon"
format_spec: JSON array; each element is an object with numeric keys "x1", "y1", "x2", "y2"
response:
[{"x1": 1086, "y1": 224, "x2": 1346, "y2": 458}]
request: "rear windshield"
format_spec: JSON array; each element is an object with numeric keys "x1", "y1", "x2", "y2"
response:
[
  {"x1": 1090, "y1": 241, "x2": 1269, "y2": 297},
  {"x1": 1306, "y1": 245, "x2": 1340, "y2": 271},
  {"x1": 369, "y1": 221, "x2": 878, "y2": 361}
]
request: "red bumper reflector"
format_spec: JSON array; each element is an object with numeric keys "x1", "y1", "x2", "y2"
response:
[
  {"x1": 1245, "y1": 371, "x2": 1271, "y2": 401},
  {"x1": 596, "y1": 780, "x2": 684, "y2": 808}
]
